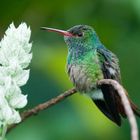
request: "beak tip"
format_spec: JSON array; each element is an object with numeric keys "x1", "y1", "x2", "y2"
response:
[
  {"x1": 40, "y1": 27, "x2": 47, "y2": 30},
  {"x1": 40, "y1": 27, "x2": 72, "y2": 37}
]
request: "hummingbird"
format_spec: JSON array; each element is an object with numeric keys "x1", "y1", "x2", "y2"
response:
[{"x1": 41, "y1": 25, "x2": 140, "y2": 126}]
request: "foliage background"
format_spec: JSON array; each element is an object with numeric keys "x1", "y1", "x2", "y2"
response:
[{"x1": 0, "y1": 0, "x2": 140, "y2": 140}]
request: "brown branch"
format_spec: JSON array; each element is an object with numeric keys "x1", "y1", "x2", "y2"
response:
[
  {"x1": 7, "y1": 87, "x2": 77, "y2": 133},
  {"x1": 98, "y1": 79, "x2": 139, "y2": 140},
  {"x1": 7, "y1": 79, "x2": 139, "y2": 140}
]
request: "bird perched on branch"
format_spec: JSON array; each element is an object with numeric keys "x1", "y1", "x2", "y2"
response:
[{"x1": 41, "y1": 25, "x2": 140, "y2": 126}]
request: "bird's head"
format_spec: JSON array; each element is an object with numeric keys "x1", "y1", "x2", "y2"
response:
[{"x1": 41, "y1": 25, "x2": 100, "y2": 51}]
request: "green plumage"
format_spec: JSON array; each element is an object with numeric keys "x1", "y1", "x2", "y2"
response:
[
  {"x1": 67, "y1": 49, "x2": 103, "y2": 91},
  {"x1": 42, "y1": 25, "x2": 140, "y2": 126},
  {"x1": 64, "y1": 25, "x2": 140, "y2": 125}
]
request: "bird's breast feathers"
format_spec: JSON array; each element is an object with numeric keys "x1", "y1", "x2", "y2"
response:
[
  {"x1": 67, "y1": 50, "x2": 105, "y2": 94},
  {"x1": 67, "y1": 61, "x2": 103, "y2": 93}
]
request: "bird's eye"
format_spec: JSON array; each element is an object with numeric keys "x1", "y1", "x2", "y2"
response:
[{"x1": 77, "y1": 32, "x2": 84, "y2": 37}]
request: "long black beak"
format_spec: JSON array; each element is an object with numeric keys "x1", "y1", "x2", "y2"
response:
[{"x1": 40, "y1": 27, "x2": 73, "y2": 37}]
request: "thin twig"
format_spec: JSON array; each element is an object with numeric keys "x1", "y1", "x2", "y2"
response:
[
  {"x1": 98, "y1": 79, "x2": 139, "y2": 140},
  {"x1": 7, "y1": 87, "x2": 77, "y2": 133},
  {"x1": 7, "y1": 79, "x2": 139, "y2": 140}
]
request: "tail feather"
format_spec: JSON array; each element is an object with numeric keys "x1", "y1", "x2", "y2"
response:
[
  {"x1": 96, "y1": 84, "x2": 122, "y2": 126},
  {"x1": 129, "y1": 99, "x2": 140, "y2": 117},
  {"x1": 115, "y1": 91, "x2": 140, "y2": 118},
  {"x1": 93, "y1": 82, "x2": 140, "y2": 126}
]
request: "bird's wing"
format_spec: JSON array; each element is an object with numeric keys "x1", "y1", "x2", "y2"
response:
[
  {"x1": 93, "y1": 46, "x2": 123, "y2": 126},
  {"x1": 97, "y1": 46, "x2": 121, "y2": 82},
  {"x1": 93, "y1": 46, "x2": 140, "y2": 126}
]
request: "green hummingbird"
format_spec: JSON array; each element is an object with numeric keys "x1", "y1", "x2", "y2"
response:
[{"x1": 41, "y1": 25, "x2": 140, "y2": 126}]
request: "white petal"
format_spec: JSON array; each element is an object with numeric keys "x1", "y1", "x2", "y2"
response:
[
  {"x1": 15, "y1": 70, "x2": 30, "y2": 86},
  {"x1": 9, "y1": 94, "x2": 27, "y2": 108},
  {"x1": 6, "y1": 109, "x2": 21, "y2": 124},
  {"x1": 19, "y1": 53, "x2": 32, "y2": 68},
  {"x1": 0, "y1": 103, "x2": 13, "y2": 122},
  {"x1": 5, "y1": 81, "x2": 21, "y2": 98}
]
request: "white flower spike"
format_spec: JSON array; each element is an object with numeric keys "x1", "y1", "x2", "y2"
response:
[{"x1": 0, "y1": 22, "x2": 32, "y2": 139}]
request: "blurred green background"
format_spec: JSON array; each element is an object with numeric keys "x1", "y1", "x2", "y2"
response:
[{"x1": 0, "y1": 0, "x2": 140, "y2": 140}]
